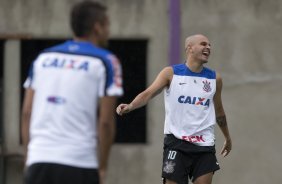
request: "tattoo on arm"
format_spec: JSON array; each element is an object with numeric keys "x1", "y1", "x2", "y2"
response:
[{"x1": 216, "y1": 115, "x2": 227, "y2": 127}]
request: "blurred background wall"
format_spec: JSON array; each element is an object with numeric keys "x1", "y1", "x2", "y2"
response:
[{"x1": 0, "y1": 0, "x2": 282, "y2": 183}]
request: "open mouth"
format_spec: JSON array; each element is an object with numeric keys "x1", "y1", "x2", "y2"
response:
[{"x1": 202, "y1": 50, "x2": 210, "y2": 57}]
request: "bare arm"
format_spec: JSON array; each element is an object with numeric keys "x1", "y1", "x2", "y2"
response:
[
  {"x1": 98, "y1": 96, "x2": 117, "y2": 182},
  {"x1": 21, "y1": 88, "x2": 34, "y2": 163},
  {"x1": 116, "y1": 67, "x2": 173, "y2": 115},
  {"x1": 214, "y1": 73, "x2": 232, "y2": 157}
]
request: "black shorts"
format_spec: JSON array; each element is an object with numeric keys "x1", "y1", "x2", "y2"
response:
[
  {"x1": 24, "y1": 163, "x2": 99, "y2": 184},
  {"x1": 162, "y1": 134, "x2": 220, "y2": 184}
]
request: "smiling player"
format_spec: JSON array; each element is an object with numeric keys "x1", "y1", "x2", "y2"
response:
[{"x1": 116, "y1": 34, "x2": 232, "y2": 184}]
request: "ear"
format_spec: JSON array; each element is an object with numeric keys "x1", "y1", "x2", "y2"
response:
[
  {"x1": 93, "y1": 22, "x2": 103, "y2": 36},
  {"x1": 184, "y1": 45, "x2": 188, "y2": 51},
  {"x1": 187, "y1": 45, "x2": 193, "y2": 54}
]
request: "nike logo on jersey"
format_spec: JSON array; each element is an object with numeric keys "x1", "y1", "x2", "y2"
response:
[
  {"x1": 47, "y1": 96, "x2": 66, "y2": 104},
  {"x1": 178, "y1": 96, "x2": 210, "y2": 107},
  {"x1": 179, "y1": 82, "x2": 186, "y2": 85}
]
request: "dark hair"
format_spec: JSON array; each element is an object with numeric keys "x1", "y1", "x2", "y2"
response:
[{"x1": 70, "y1": 1, "x2": 107, "y2": 37}]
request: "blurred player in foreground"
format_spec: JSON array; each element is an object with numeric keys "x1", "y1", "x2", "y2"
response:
[
  {"x1": 117, "y1": 34, "x2": 231, "y2": 184},
  {"x1": 21, "y1": 1, "x2": 123, "y2": 184}
]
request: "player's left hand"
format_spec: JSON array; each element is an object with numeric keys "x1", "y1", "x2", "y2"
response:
[{"x1": 220, "y1": 138, "x2": 232, "y2": 157}]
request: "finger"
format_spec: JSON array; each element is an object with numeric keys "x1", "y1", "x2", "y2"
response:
[
  {"x1": 116, "y1": 106, "x2": 121, "y2": 115},
  {"x1": 116, "y1": 104, "x2": 126, "y2": 115},
  {"x1": 116, "y1": 107, "x2": 120, "y2": 114},
  {"x1": 220, "y1": 146, "x2": 226, "y2": 155},
  {"x1": 221, "y1": 147, "x2": 231, "y2": 157},
  {"x1": 118, "y1": 108, "x2": 123, "y2": 116},
  {"x1": 223, "y1": 150, "x2": 230, "y2": 157}
]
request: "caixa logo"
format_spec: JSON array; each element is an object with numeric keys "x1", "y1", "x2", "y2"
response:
[
  {"x1": 43, "y1": 58, "x2": 89, "y2": 71},
  {"x1": 47, "y1": 96, "x2": 66, "y2": 104},
  {"x1": 178, "y1": 96, "x2": 210, "y2": 107}
]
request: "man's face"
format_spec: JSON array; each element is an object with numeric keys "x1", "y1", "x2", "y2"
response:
[{"x1": 189, "y1": 36, "x2": 211, "y2": 63}]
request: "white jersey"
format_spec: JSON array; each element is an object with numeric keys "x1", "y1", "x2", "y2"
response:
[
  {"x1": 164, "y1": 64, "x2": 216, "y2": 146},
  {"x1": 24, "y1": 40, "x2": 123, "y2": 168}
]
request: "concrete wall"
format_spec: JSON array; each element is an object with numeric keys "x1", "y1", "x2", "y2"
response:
[
  {"x1": 1, "y1": 0, "x2": 282, "y2": 183},
  {"x1": 104, "y1": 1, "x2": 168, "y2": 184}
]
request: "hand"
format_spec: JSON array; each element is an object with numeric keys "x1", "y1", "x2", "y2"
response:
[
  {"x1": 220, "y1": 138, "x2": 232, "y2": 157},
  {"x1": 116, "y1": 104, "x2": 132, "y2": 116},
  {"x1": 22, "y1": 153, "x2": 28, "y2": 172},
  {"x1": 99, "y1": 169, "x2": 106, "y2": 184}
]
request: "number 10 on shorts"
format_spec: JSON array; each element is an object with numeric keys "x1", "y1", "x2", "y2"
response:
[{"x1": 168, "y1": 150, "x2": 177, "y2": 160}]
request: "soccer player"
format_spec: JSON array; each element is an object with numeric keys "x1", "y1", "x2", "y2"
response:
[
  {"x1": 116, "y1": 34, "x2": 232, "y2": 184},
  {"x1": 21, "y1": 1, "x2": 123, "y2": 184}
]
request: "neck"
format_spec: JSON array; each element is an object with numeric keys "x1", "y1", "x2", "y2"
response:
[
  {"x1": 185, "y1": 57, "x2": 204, "y2": 73},
  {"x1": 73, "y1": 35, "x2": 99, "y2": 46}
]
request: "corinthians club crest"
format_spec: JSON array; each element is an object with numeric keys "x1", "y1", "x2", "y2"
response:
[
  {"x1": 163, "y1": 161, "x2": 176, "y2": 174},
  {"x1": 202, "y1": 80, "x2": 212, "y2": 92}
]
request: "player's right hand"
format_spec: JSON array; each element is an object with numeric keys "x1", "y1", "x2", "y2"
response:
[
  {"x1": 116, "y1": 104, "x2": 132, "y2": 116},
  {"x1": 99, "y1": 169, "x2": 106, "y2": 184},
  {"x1": 220, "y1": 138, "x2": 232, "y2": 157}
]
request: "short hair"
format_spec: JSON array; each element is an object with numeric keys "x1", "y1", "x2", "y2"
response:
[{"x1": 70, "y1": 1, "x2": 107, "y2": 37}]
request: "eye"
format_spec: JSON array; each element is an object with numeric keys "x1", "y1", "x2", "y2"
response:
[
  {"x1": 200, "y1": 42, "x2": 206, "y2": 46},
  {"x1": 200, "y1": 42, "x2": 211, "y2": 47}
]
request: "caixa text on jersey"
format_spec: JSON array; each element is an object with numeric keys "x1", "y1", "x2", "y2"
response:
[
  {"x1": 42, "y1": 57, "x2": 89, "y2": 71},
  {"x1": 178, "y1": 96, "x2": 210, "y2": 107}
]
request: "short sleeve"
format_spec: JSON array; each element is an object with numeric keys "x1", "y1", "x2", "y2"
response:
[
  {"x1": 23, "y1": 61, "x2": 36, "y2": 89},
  {"x1": 103, "y1": 54, "x2": 123, "y2": 97}
]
